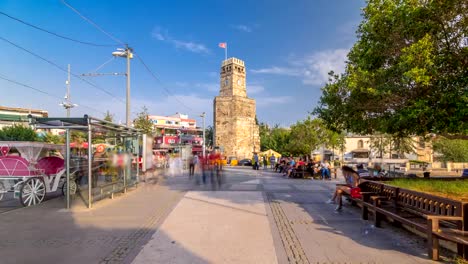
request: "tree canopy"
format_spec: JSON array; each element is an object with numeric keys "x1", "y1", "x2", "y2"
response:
[
  {"x1": 0, "y1": 124, "x2": 38, "y2": 141},
  {"x1": 315, "y1": 0, "x2": 467, "y2": 136},
  {"x1": 433, "y1": 137, "x2": 468, "y2": 162},
  {"x1": 133, "y1": 106, "x2": 154, "y2": 135}
]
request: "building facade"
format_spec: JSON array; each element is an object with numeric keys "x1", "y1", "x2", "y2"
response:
[
  {"x1": 0, "y1": 106, "x2": 48, "y2": 129},
  {"x1": 148, "y1": 113, "x2": 203, "y2": 153},
  {"x1": 213, "y1": 57, "x2": 260, "y2": 159}
]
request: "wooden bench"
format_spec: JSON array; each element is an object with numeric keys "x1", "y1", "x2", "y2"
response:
[
  {"x1": 360, "y1": 182, "x2": 468, "y2": 260},
  {"x1": 291, "y1": 166, "x2": 312, "y2": 179}
]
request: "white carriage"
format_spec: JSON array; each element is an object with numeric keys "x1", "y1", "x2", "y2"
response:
[{"x1": 0, "y1": 142, "x2": 77, "y2": 206}]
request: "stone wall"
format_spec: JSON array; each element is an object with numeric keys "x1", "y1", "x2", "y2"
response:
[{"x1": 214, "y1": 96, "x2": 260, "y2": 160}]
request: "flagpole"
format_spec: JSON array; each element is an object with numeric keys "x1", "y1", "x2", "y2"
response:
[{"x1": 225, "y1": 43, "x2": 227, "y2": 60}]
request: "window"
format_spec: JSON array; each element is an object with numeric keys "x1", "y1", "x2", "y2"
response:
[{"x1": 357, "y1": 140, "x2": 364, "y2": 149}]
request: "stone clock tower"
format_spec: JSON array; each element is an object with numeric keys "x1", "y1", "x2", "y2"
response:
[{"x1": 214, "y1": 57, "x2": 260, "y2": 159}]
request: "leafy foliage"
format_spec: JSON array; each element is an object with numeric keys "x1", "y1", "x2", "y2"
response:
[
  {"x1": 104, "y1": 110, "x2": 114, "y2": 123},
  {"x1": 0, "y1": 125, "x2": 39, "y2": 141},
  {"x1": 433, "y1": 138, "x2": 468, "y2": 162},
  {"x1": 315, "y1": 0, "x2": 468, "y2": 136},
  {"x1": 41, "y1": 132, "x2": 64, "y2": 144},
  {"x1": 258, "y1": 117, "x2": 344, "y2": 156},
  {"x1": 205, "y1": 125, "x2": 214, "y2": 148},
  {"x1": 133, "y1": 106, "x2": 154, "y2": 135}
]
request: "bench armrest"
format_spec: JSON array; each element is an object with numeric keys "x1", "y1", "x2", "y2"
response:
[{"x1": 425, "y1": 215, "x2": 463, "y2": 221}]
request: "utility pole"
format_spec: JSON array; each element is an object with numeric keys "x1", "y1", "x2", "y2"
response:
[
  {"x1": 200, "y1": 112, "x2": 206, "y2": 157},
  {"x1": 60, "y1": 64, "x2": 77, "y2": 117},
  {"x1": 66, "y1": 64, "x2": 71, "y2": 117},
  {"x1": 112, "y1": 45, "x2": 133, "y2": 127},
  {"x1": 126, "y1": 44, "x2": 131, "y2": 127}
]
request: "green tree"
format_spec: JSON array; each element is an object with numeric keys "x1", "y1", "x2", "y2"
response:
[
  {"x1": 0, "y1": 125, "x2": 38, "y2": 141},
  {"x1": 433, "y1": 138, "x2": 468, "y2": 162},
  {"x1": 287, "y1": 118, "x2": 327, "y2": 156},
  {"x1": 104, "y1": 110, "x2": 114, "y2": 123},
  {"x1": 205, "y1": 125, "x2": 214, "y2": 148},
  {"x1": 41, "y1": 132, "x2": 64, "y2": 144},
  {"x1": 315, "y1": 0, "x2": 468, "y2": 136},
  {"x1": 133, "y1": 106, "x2": 154, "y2": 135}
]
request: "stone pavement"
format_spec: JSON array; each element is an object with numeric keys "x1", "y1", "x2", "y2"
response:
[
  {"x1": 0, "y1": 171, "x2": 184, "y2": 264},
  {"x1": 0, "y1": 167, "x2": 443, "y2": 263},
  {"x1": 133, "y1": 191, "x2": 277, "y2": 264}
]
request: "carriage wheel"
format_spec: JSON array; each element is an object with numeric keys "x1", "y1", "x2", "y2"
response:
[
  {"x1": 62, "y1": 180, "x2": 77, "y2": 196},
  {"x1": 20, "y1": 177, "x2": 46, "y2": 207},
  {"x1": 0, "y1": 182, "x2": 5, "y2": 201}
]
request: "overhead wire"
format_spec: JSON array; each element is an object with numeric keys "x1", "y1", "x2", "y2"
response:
[
  {"x1": 0, "y1": 11, "x2": 121, "y2": 47},
  {"x1": 59, "y1": 0, "x2": 193, "y2": 112},
  {"x1": 135, "y1": 53, "x2": 193, "y2": 111},
  {"x1": 60, "y1": 0, "x2": 125, "y2": 46},
  {"x1": 0, "y1": 36, "x2": 125, "y2": 104},
  {"x1": 0, "y1": 73, "x2": 106, "y2": 115}
]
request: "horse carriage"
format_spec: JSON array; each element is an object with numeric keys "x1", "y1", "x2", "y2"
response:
[{"x1": 0, "y1": 141, "x2": 77, "y2": 207}]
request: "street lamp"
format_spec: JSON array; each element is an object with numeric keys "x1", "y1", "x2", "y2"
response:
[
  {"x1": 112, "y1": 45, "x2": 133, "y2": 127},
  {"x1": 200, "y1": 112, "x2": 206, "y2": 157}
]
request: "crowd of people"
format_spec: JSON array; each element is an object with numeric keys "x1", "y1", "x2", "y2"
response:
[
  {"x1": 265, "y1": 154, "x2": 337, "y2": 180},
  {"x1": 187, "y1": 151, "x2": 225, "y2": 187}
]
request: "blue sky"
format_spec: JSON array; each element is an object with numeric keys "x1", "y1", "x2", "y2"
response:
[{"x1": 0, "y1": 0, "x2": 364, "y2": 127}]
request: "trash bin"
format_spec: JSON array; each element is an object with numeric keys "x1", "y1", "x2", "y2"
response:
[{"x1": 423, "y1": 172, "x2": 430, "y2": 178}]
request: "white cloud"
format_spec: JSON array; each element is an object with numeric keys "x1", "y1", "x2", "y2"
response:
[
  {"x1": 250, "y1": 48, "x2": 349, "y2": 85},
  {"x1": 247, "y1": 84, "x2": 265, "y2": 94},
  {"x1": 250, "y1": 67, "x2": 302, "y2": 76},
  {"x1": 151, "y1": 27, "x2": 210, "y2": 54},
  {"x1": 231, "y1": 24, "x2": 253, "y2": 33},
  {"x1": 300, "y1": 49, "x2": 348, "y2": 85}
]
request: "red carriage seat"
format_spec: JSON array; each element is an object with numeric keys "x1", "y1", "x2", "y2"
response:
[
  {"x1": 0, "y1": 156, "x2": 37, "y2": 177},
  {"x1": 35, "y1": 156, "x2": 65, "y2": 176}
]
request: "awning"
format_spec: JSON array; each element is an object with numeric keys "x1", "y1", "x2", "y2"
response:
[{"x1": 351, "y1": 148, "x2": 370, "y2": 153}]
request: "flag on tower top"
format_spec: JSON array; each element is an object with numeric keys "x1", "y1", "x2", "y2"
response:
[{"x1": 218, "y1": 42, "x2": 227, "y2": 48}]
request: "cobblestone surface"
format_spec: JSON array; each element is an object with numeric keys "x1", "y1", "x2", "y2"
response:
[
  {"x1": 267, "y1": 192, "x2": 310, "y2": 264},
  {"x1": 99, "y1": 179, "x2": 184, "y2": 264}
]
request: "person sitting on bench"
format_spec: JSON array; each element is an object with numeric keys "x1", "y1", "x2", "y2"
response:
[{"x1": 326, "y1": 165, "x2": 360, "y2": 211}]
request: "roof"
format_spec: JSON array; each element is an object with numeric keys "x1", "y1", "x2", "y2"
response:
[
  {"x1": 30, "y1": 115, "x2": 141, "y2": 136},
  {"x1": 351, "y1": 148, "x2": 371, "y2": 153},
  {"x1": 0, "y1": 106, "x2": 48, "y2": 117}
]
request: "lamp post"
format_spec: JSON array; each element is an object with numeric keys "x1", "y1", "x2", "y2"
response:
[
  {"x1": 112, "y1": 45, "x2": 133, "y2": 127},
  {"x1": 200, "y1": 112, "x2": 206, "y2": 157},
  {"x1": 60, "y1": 64, "x2": 77, "y2": 117}
]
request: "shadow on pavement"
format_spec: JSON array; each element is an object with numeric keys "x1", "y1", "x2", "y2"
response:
[{"x1": 0, "y1": 173, "x2": 208, "y2": 264}]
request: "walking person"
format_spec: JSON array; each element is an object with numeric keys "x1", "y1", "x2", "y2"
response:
[
  {"x1": 269, "y1": 154, "x2": 276, "y2": 170},
  {"x1": 189, "y1": 153, "x2": 197, "y2": 179},
  {"x1": 253, "y1": 153, "x2": 259, "y2": 170},
  {"x1": 263, "y1": 155, "x2": 268, "y2": 170}
]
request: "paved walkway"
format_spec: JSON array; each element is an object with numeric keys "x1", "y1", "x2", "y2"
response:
[{"x1": 0, "y1": 167, "x2": 443, "y2": 263}]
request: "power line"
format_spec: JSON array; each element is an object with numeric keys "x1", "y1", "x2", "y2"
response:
[
  {"x1": 0, "y1": 11, "x2": 121, "y2": 47},
  {"x1": 0, "y1": 73, "x2": 106, "y2": 115},
  {"x1": 0, "y1": 36, "x2": 125, "y2": 104},
  {"x1": 60, "y1": 0, "x2": 125, "y2": 46},
  {"x1": 135, "y1": 54, "x2": 193, "y2": 111}
]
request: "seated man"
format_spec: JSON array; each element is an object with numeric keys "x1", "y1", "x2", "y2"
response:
[{"x1": 326, "y1": 166, "x2": 360, "y2": 211}]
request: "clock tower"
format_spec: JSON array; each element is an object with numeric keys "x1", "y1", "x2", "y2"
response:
[
  {"x1": 219, "y1": 58, "x2": 246, "y2": 97},
  {"x1": 214, "y1": 57, "x2": 260, "y2": 160}
]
